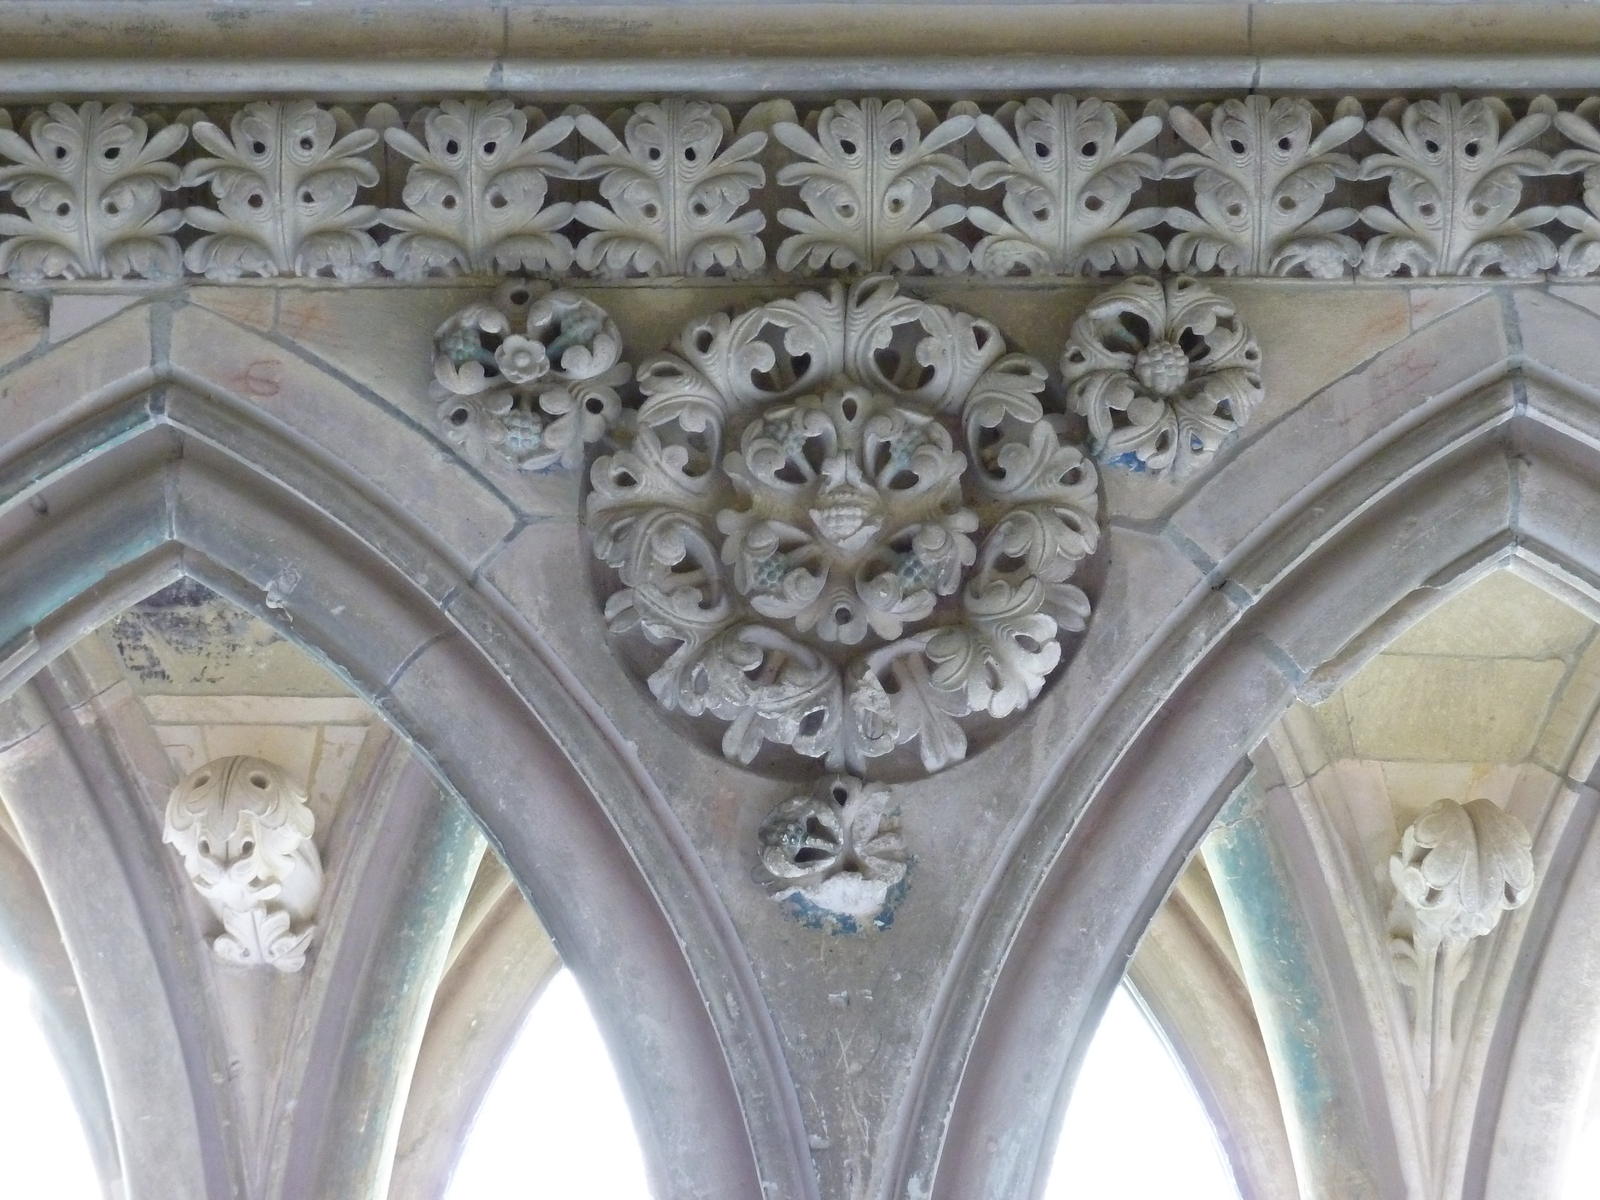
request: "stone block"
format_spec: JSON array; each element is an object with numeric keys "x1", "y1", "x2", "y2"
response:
[
  {"x1": 169, "y1": 304, "x2": 518, "y2": 574},
  {"x1": 1172, "y1": 296, "x2": 1508, "y2": 565},
  {"x1": 49, "y1": 293, "x2": 144, "y2": 343},
  {"x1": 1513, "y1": 289, "x2": 1600, "y2": 389}
]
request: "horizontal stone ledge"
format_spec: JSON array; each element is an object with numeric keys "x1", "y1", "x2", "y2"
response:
[{"x1": 6, "y1": 56, "x2": 1600, "y2": 100}]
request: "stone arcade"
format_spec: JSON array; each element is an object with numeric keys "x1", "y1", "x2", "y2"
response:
[{"x1": 2, "y1": 4, "x2": 1600, "y2": 1200}]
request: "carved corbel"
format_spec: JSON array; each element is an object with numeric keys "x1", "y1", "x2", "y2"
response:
[
  {"x1": 163, "y1": 756, "x2": 324, "y2": 973},
  {"x1": 1388, "y1": 797, "x2": 1535, "y2": 1091}
]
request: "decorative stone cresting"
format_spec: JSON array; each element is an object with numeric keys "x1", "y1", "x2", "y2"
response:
[
  {"x1": 13, "y1": 93, "x2": 1600, "y2": 281},
  {"x1": 1061, "y1": 275, "x2": 1262, "y2": 479},
  {"x1": 757, "y1": 775, "x2": 906, "y2": 932},
  {"x1": 432, "y1": 280, "x2": 630, "y2": 471},
  {"x1": 588, "y1": 276, "x2": 1100, "y2": 775},
  {"x1": 1389, "y1": 798, "x2": 1535, "y2": 1091},
  {"x1": 163, "y1": 756, "x2": 324, "y2": 973}
]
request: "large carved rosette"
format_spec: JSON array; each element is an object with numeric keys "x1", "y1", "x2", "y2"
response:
[{"x1": 588, "y1": 277, "x2": 1100, "y2": 775}]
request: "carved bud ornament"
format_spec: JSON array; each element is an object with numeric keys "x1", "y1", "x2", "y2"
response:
[
  {"x1": 431, "y1": 280, "x2": 630, "y2": 472},
  {"x1": 588, "y1": 276, "x2": 1101, "y2": 776},
  {"x1": 163, "y1": 756, "x2": 324, "y2": 973},
  {"x1": 1061, "y1": 275, "x2": 1262, "y2": 480},
  {"x1": 1389, "y1": 797, "x2": 1535, "y2": 1090},
  {"x1": 757, "y1": 775, "x2": 906, "y2": 930}
]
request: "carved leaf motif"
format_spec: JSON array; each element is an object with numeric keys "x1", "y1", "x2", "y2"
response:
[
  {"x1": 1165, "y1": 96, "x2": 1365, "y2": 278},
  {"x1": 182, "y1": 101, "x2": 380, "y2": 280},
  {"x1": 969, "y1": 95, "x2": 1164, "y2": 275},
  {"x1": 432, "y1": 283, "x2": 630, "y2": 472},
  {"x1": 572, "y1": 100, "x2": 768, "y2": 276},
  {"x1": 1359, "y1": 94, "x2": 1559, "y2": 277},
  {"x1": 757, "y1": 775, "x2": 906, "y2": 926},
  {"x1": 0, "y1": 101, "x2": 187, "y2": 280},
  {"x1": 379, "y1": 99, "x2": 576, "y2": 278},
  {"x1": 1552, "y1": 98, "x2": 1600, "y2": 276},
  {"x1": 774, "y1": 99, "x2": 974, "y2": 272},
  {"x1": 1061, "y1": 275, "x2": 1263, "y2": 480}
]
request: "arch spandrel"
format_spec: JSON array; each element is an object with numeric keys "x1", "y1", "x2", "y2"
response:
[{"x1": 7, "y1": 270, "x2": 1600, "y2": 1200}]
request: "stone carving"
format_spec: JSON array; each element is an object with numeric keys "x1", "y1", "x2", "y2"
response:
[
  {"x1": 1165, "y1": 96, "x2": 1366, "y2": 278},
  {"x1": 379, "y1": 99, "x2": 576, "y2": 278},
  {"x1": 1, "y1": 93, "x2": 1598, "y2": 282},
  {"x1": 163, "y1": 756, "x2": 324, "y2": 973},
  {"x1": 1389, "y1": 798, "x2": 1535, "y2": 1090},
  {"x1": 1061, "y1": 275, "x2": 1262, "y2": 480},
  {"x1": 0, "y1": 102, "x2": 187, "y2": 281},
  {"x1": 572, "y1": 99, "x2": 769, "y2": 277},
  {"x1": 1359, "y1": 94, "x2": 1558, "y2": 278},
  {"x1": 1553, "y1": 98, "x2": 1600, "y2": 276},
  {"x1": 774, "y1": 99, "x2": 974, "y2": 273},
  {"x1": 589, "y1": 277, "x2": 1099, "y2": 774},
  {"x1": 432, "y1": 282, "x2": 629, "y2": 472},
  {"x1": 969, "y1": 96, "x2": 1164, "y2": 276},
  {"x1": 182, "y1": 101, "x2": 381, "y2": 280},
  {"x1": 757, "y1": 775, "x2": 906, "y2": 931}
]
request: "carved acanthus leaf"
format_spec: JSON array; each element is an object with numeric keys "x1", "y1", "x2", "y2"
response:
[
  {"x1": 1552, "y1": 98, "x2": 1600, "y2": 276},
  {"x1": 757, "y1": 775, "x2": 906, "y2": 930},
  {"x1": 379, "y1": 99, "x2": 576, "y2": 278},
  {"x1": 1389, "y1": 798, "x2": 1535, "y2": 1090},
  {"x1": 1061, "y1": 275, "x2": 1263, "y2": 479},
  {"x1": 572, "y1": 99, "x2": 769, "y2": 277},
  {"x1": 182, "y1": 101, "x2": 381, "y2": 280},
  {"x1": 774, "y1": 99, "x2": 974, "y2": 273},
  {"x1": 163, "y1": 756, "x2": 324, "y2": 974},
  {"x1": 1165, "y1": 96, "x2": 1365, "y2": 278},
  {"x1": 0, "y1": 102, "x2": 187, "y2": 280},
  {"x1": 1359, "y1": 94, "x2": 1559, "y2": 277},
  {"x1": 968, "y1": 95, "x2": 1164, "y2": 276},
  {"x1": 433, "y1": 281, "x2": 630, "y2": 472},
  {"x1": 589, "y1": 277, "x2": 1099, "y2": 775}
]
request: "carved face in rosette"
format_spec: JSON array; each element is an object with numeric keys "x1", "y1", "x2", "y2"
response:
[{"x1": 589, "y1": 277, "x2": 1101, "y2": 777}]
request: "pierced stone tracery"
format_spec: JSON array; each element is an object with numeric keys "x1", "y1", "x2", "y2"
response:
[{"x1": 587, "y1": 277, "x2": 1101, "y2": 776}]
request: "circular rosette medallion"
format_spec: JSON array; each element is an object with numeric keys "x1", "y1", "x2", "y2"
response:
[{"x1": 589, "y1": 277, "x2": 1101, "y2": 776}]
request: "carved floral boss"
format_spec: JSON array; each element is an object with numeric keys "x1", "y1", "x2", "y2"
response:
[{"x1": 587, "y1": 277, "x2": 1100, "y2": 775}]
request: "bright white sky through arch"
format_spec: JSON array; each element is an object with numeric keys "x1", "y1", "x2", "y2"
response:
[
  {"x1": 0, "y1": 960, "x2": 101, "y2": 1200},
  {"x1": 1044, "y1": 984, "x2": 1241, "y2": 1200},
  {"x1": 447, "y1": 967, "x2": 652, "y2": 1199}
]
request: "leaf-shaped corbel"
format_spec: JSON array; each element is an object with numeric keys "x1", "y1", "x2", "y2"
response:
[
  {"x1": 1359, "y1": 93, "x2": 1559, "y2": 277},
  {"x1": 182, "y1": 100, "x2": 381, "y2": 280},
  {"x1": 0, "y1": 101, "x2": 187, "y2": 280},
  {"x1": 1552, "y1": 97, "x2": 1600, "y2": 276},
  {"x1": 969, "y1": 95, "x2": 1164, "y2": 276},
  {"x1": 1164, "y1": 96, "x2": 1365, "y2": 278},
  {"x1": 571, "y1": 99, "x2": 770, "y2": 277},
  {"x1": 774, "y1": 98, "x2": 974, "y2": 273},
  {"x1": 378, "y1": 99, "x2": 576, "y2": 278}
]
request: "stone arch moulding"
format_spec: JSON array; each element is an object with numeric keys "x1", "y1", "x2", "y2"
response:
[
  {"x1": 909, "y1": 293, "x2": 1600, "y2": 1200},
  {"x1": 0, "y1": 353, "x2": 815, "y2": 1200}
]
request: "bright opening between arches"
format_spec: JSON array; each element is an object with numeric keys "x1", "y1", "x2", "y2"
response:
[
  {"x1": 446, "y1": 968, "x2": 651, "y2": 1199},
  {"x1": 1045, "y1": 984, "x2": 1240, "y2": 1200}
]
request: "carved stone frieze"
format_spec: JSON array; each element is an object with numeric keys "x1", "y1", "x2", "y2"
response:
[
  {"x1": 757, "y1": 775, "x2": 906, "y2": 933},
  {"x1": 8, "y1": 92, "x2": 1600, "y2": 282},
  {"x1": 163, "y1": 756, "x2": 325, "y2": 973},
  {"x1": 588, "y1": 277, "x2": 1100, "y2": 775},
  {"x1": 1389, "y1": 797, "x2": 1535, "y2": 1090},
  {"x1": 432, "y1": 281, "x2": 629, "y2": 472},
  {"x1": 1061, "y1": 275, "x2": 1262, "y2": 479}
]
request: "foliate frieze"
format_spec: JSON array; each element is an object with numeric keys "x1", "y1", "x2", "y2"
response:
[
  {"x1": 11, "y1": 92, "x2": 1600, "y2": 282},
  {"x1": 587, "y1": 277, "x2": 1100, "y2": 776},
  {"x1": 163, "y1": 756, "x2": 325, "y2": 973}
]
